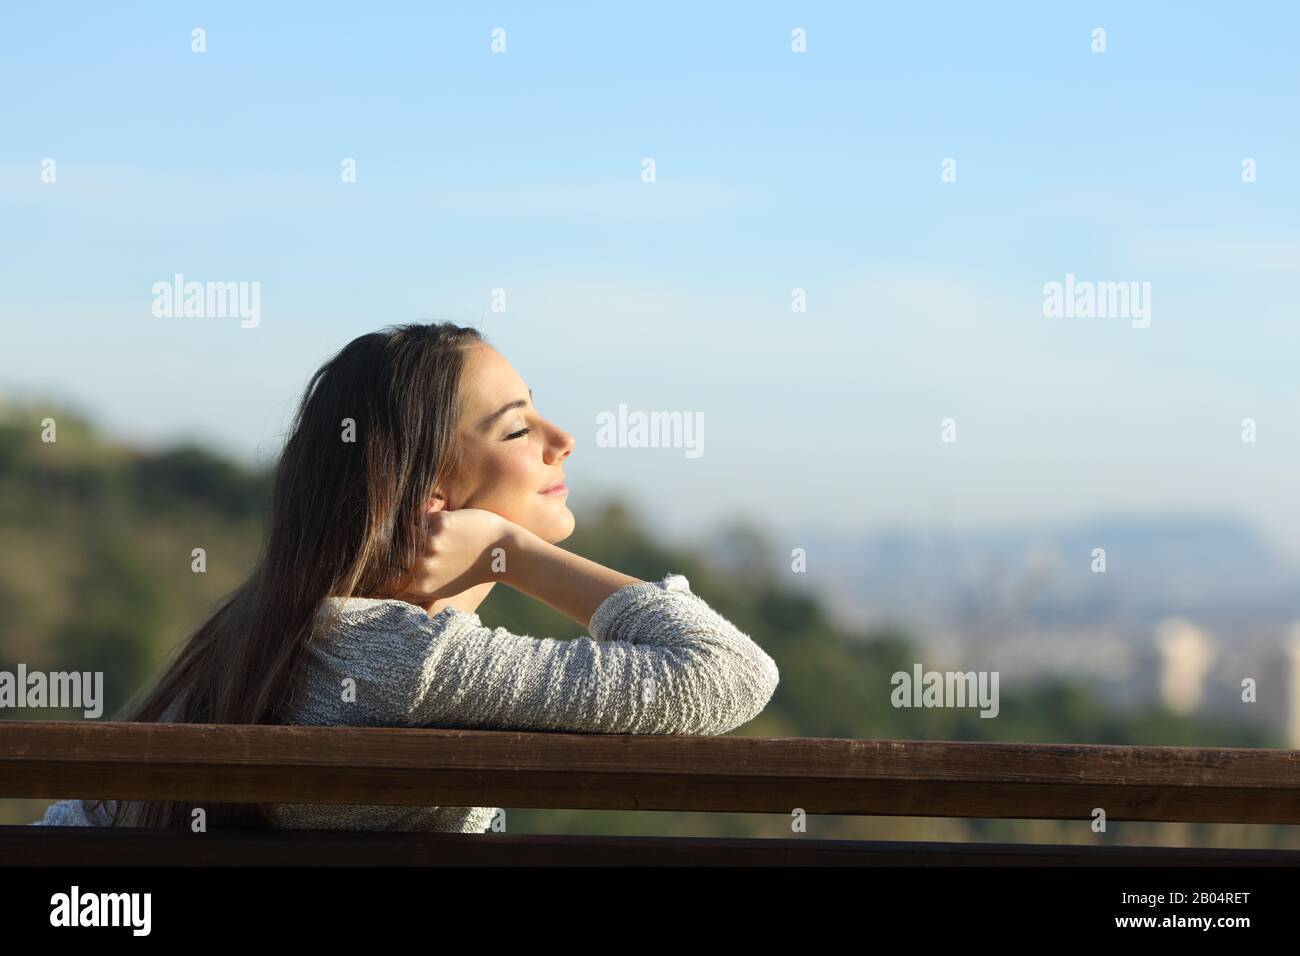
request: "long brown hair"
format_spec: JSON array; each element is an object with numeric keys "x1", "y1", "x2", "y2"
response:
[{"x1": 89, "y1": 321, "x2": 484, "y2": 829}]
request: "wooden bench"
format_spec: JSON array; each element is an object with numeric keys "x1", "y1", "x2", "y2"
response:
[{"x1": 3, "y1": 720, "x2": 1298, "y2": 865}]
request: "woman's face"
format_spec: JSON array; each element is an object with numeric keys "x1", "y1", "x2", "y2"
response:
[{"x1": 434, "y1": 342, "x2": 576, "y2": 542}]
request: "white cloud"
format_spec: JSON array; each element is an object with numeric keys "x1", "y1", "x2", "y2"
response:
[{"x1": 1129, "y1": 234, "x2": 1300, "y2": 274}]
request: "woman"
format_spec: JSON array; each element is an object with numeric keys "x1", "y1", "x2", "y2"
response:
[{"x1": 32, "y1": 321, "x2": 780, "y2": 832}]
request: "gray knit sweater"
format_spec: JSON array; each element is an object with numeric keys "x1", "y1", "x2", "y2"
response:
[{"x1": 30, "y1": 572, "x2": 779, "y2": 832}]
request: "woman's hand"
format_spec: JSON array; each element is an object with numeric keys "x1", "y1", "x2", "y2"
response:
[
  {"x1": 383, "y1": 507, "x2": 645, "y2": 631},
  {"x1": 385, "y1": 508, "x2": 516, "y2": 603}
]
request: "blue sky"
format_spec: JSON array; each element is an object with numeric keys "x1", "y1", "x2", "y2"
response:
[{"x1": 3, "y1": 2, "x2": 1299, "y2": 557}]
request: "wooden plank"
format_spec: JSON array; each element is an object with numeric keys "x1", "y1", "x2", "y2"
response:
[
  {"x1": 3, "y1": 720, "x2": 1298, "y2": 824},
  {"x1": 3, "y1": 826, "x2": 1297, "y2": 867}
]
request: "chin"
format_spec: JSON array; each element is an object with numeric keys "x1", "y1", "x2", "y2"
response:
[{"x1": 539, "y1": 507, "x2": 576, "y2": 544}]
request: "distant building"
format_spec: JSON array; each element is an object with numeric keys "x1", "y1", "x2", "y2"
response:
[
  {"x1": 1286, "y1": 624, "x2": 1300, "y2": 749},
  {"x1": 1154, "y1": 618, "x2": 1216, "y2": 715}
]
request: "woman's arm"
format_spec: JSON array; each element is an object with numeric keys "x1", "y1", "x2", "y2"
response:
[
  {"x1": 387, "y1": 508, "x2": 644, "y2": 631},
  {"x1": 324, "y1": 573, "x2": 780, "y2": 737},
  {"x1": 500, "y1": 524, "x2": 643, "y2": 631}
]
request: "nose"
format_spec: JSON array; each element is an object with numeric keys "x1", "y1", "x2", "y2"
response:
[{"x1": 543, "y1": 420, "x2": 575, "y2": 463}]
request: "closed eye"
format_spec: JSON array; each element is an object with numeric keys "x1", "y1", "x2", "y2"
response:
[{"x1": 505, "y1": 427, "x2": 532, "y2": 440}]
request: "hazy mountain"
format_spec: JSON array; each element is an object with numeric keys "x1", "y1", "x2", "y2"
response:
[{"x1": 781, "y1": 517, "x2": 1300, "y2": 644}]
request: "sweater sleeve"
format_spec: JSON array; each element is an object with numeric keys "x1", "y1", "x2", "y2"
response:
[
  {"x1": 358, "y1": 573, "x2": 779, "y2": 736},
  {"x1": 30, "y1": 798, "x2": 121, "y2": 826}
]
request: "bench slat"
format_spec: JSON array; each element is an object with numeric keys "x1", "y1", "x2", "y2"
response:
[{"x1": 3, "y1": 721, "x2": 1298, "y2": 825}]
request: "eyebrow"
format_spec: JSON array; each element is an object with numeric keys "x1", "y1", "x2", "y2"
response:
[{"x1": 478, "y1": 388, "x2": 533, "y2": 430}]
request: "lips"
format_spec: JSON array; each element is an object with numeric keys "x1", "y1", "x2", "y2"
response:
[{"x1": 539, "y1": 477, "x2": 567, "y2": 494}]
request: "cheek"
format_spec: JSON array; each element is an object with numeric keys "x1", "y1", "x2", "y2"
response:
[
  {"x1": 507, "y1": 449, "x2": 542, "y2": 499},
  {"x1": 478, "y1": 444, "x2": 541, "y2": 505}
]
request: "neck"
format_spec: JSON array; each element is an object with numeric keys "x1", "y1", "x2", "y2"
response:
[{"x1": 422, "y1": 580, "x2": 497, "y2": 618}]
